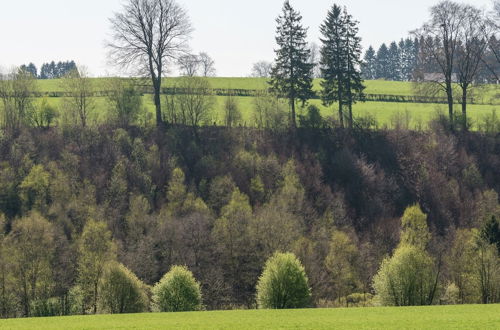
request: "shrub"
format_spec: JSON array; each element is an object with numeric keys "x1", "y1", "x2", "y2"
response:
[
  {"x1": 373, "y1": 244, "x2": 437, "y2": 306},
  {"x1": 256, "y1": 252, "x2": 311, "y2": 309},
  {"x1": 152, "y1": 266, "x2": 202, "y2": 312},
  {"x1": 99, "y1": 262, "x2": 149, "y2": 314}
]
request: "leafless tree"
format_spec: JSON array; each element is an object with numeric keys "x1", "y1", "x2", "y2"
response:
[
  {"x1": 198, "y1": 52, "x2": 216, "y2": 77},
  {"x1": 61, "y1": 67, "x2": 94, "y2": 128},
  {"x1": 251, "y1": 61, "x2": 273, "y2": 78},
  {"x1": 456, "y1": 6, "x2": 490, "y2": 130},
  {"x1": 177, "y1": 54, "x2": 201, "y2": 77},
  {"x1": 108, "y1": 0, "x2": 193, "y2": 127},
  {"x1": 175, "y1": 77, "x2": 215, "y2": 130},
  {"x1": 413, "y1": 1, "x2": 468, "y2": 129},
  {"x1": 0, "y1": 67, "x2": 37, "y2": 134}
]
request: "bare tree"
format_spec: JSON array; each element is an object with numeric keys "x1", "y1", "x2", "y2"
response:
[
  {"x1": 251, "y1": 61, "x2": 273, "y2": 78},
  {"x1": 177, "y1": 54, "x2": 201, "y2": 77},
  {"x1": 456, "y1": 6, "x2": 490, "y2": 130},
  {"x1": 198, "y1": 52, "x2": 216, "y2": 77},
  {"x1": 108, "y1": 0, "x2": 193, "y2": 127},
  {"x1": 0, "y1": 67, "x2": 37, "y2": 134},
  {"x1": 61, "y1": 67, "x2": 94, "y2": 128},
  {"x1": 413, "y1": 1, "x2": 468, "y2": 129},
  {"x1": 176, "y1": 77, "x2": 215, "y2": 129}
]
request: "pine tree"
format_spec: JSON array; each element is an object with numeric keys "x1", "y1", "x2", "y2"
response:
[
  {"x1": 362, "y1": 46, "x2": 377, "y2": 80},
  {"x1": 320, "y1": 4, "x2": 347, "y2": 127},
  {"x1": 375, "y1": 43, "x2": 390, "y2": 79},
  {"x1": 342, "y1": 8, "x2": 365, "y2": 128},
  {"x1": 387, "y1": 41, "x2": 401, "y2": 81},
  {"x1": 270, "y1": 0, "x2": 313, "y2": 129}
]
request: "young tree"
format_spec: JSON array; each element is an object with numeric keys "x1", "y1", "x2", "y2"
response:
[
  {"x1": 61, "y1": 67, "x2": 95, "y2": 128},
  {"x1": 399, "y1": 204, "x2": 431, "y2": 249},
  {"x1": 152, "y1": 265, "x2": 202, "y2": 312},
  {"x1": 108, "y1": 0, "x2": 193, "y2": 127},
  {"x1": 175, "y1": 77, "x2": 215, "y2": 132},
  {"x1": 8, "y1": 212, "x2": 55, "y2": 316},
  {"x1": 77, "y1": 220, "x2": 116, "y2": 314},
  {"x1": 269, "y1": 0, "x2": 313, "y2": 129},
  {"x1": 98, "y1": 262, "x2": 149, "y2": 314},
  {"x1": 223, "y1": 92, "x2": 241, "y2": 128},
  {"x1": 106, "y1": 78, "x2": 143, "y2": 127},
  {"x1": 256, "y1": 252, "x2": 311, "y2": 309}
]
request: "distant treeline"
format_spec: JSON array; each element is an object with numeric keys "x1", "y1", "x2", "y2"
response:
[{"x1": 20, "y1": 61, "x2": 77, "y2": 80}]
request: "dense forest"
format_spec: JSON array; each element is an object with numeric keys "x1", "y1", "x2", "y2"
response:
[{"x1": 0, "y1": 121, "x2": 499, "y2": 316}]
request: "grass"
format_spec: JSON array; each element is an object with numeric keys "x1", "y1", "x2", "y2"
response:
[
  {"x1": 1, "y1": 305, "x2": 499, "y2": 329},
  {"x1": 34, "y1": 77, "x2": 499, "y2": 129}
]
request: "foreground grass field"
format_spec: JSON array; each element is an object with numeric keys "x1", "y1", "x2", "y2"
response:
[{"x1": 1, "y1": 305, "x2": 500, "y2": 329}]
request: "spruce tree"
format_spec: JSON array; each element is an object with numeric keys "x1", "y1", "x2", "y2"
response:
[
  {"x1": 320, "y1": 4, "x2": 347, "y2": 127},
  {"x1": 387, "y1": 41, "x2": 401, "y2": 81},
  {"x1": 320, "y1": 5, "x2": 364, "y2": 128},
  {"x1": 362, "y1": 46, "x2": 377, "y2": 80},
  {"x1": 342, "y1": 8, "x2": 365, "y2": 128},
  {"x1": 270, "y1": 0, "x2": 313, "y2": 129},
  {"x1": 375, "y1": 43, "x2": 390, "y2": 79}
]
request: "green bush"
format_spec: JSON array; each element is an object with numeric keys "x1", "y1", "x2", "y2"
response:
[
  {"x1": 98, "y1": 262, "x2": 149, "y2": 314},
  {"x1": 152, "y1": 266, "x2": 202, "y2": 312},
  {"x1": 373, "y1": 244, "x2": 437, "y2": 306},
  {"x1": 256, "y1": 252, "x2": 311, "y2": 309},
  {"x1": 31, "y1": 298, "x2": 62, "y2": 317}
]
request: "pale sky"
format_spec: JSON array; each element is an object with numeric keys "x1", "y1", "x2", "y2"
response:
[{"x1": 0, "y1": 0, "x2": 495, "y2": 77}]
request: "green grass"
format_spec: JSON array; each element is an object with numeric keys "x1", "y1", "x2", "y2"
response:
[
  {"x1": 35, "y1": 77, "x2": 500, "y2": 130},
  {"x1": 1, "y1": 305, "x2": 499, "y2": 329}
]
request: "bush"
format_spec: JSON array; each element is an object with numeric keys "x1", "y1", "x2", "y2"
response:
[
  {"x1": 98, "y1": 262, "x2": 149, "y2": 314},
  {"x1": 152, "y1": 266, "x2": 202, "y2": 312},
  {"x1": 256, "y1": 252, "x2": 311, "y2": 309},
  {"x1": 31, "y1": 298, "x2": 62, "y2": 317},
  {"x1": 373, "y1": 244, "x2": 437, "y2": 306}
]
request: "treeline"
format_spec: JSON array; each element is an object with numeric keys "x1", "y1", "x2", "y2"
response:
[
  {"x1": 19, "y1": 61, "x2": 77, "y2": 80},
  {"x1": 0, "y1": 122, "x2": 498, "y2": 317}
]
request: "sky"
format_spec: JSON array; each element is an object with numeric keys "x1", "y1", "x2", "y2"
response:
[{"x1": 0, "y1": 0, "x2": 495, "y2": 77}]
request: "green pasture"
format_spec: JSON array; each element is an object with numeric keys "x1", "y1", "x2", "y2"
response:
[{"x1": 1, "y1": 304, "x2": 499, "y2": 329}]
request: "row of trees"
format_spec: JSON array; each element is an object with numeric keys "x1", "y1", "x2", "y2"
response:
[
  {"x1": 362, "y1": 39, "x2": 419, "y2": 81},
  {"x1": 19, "y1": 61, "x2": 77, "y2": 79}
]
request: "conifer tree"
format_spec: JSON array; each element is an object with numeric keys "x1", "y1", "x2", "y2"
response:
[
  {"x1": 376, "y1": 43, "x2": 390, "y2": 79},
  {"x1": 270, "y1": 0, "x2": 313, "y2": 129},
  {"x1": 362, "y1": 46, "x2": 377, "y2": 80},
  {"x1": 387, "y1": 41, "x2": 402, "y2": 81},
  {"x1": 320, "y1": 5, "x2": 364, "y2": 128}
]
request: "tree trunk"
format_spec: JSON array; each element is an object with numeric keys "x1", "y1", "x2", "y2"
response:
[
  {"x1": 446, "y1": 81, "x2": 454, "y2": 130},
  {"x1": 461, "y1": 86, "x2": 468, "y2": 131},
  {"x1": 153, "y1": 79, "x2": 162, "y2": 127},
  {"x1": 290, "y1": 97, "x2": 296, "y2": 129}
]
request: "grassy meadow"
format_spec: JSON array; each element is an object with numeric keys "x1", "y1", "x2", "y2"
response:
[
  {"x1": 36, "y1": 77, "x2": 499, "y2": 129},
  {"x1": 1, "y1": 305, "x2": 499, "y2": 329}
]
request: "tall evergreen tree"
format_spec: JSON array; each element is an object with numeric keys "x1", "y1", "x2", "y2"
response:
[
  {"x1": 387, "y1": 41, "x2": 401, "y2": 81},
  {"x1": 342, "y1": 8, "x2": 365, "y2": 128},
  {"x1": 362, "y1": 46, "x2": 377, "y2": 80},
  {"x1": 320, "y1": 5, "x2": 364, "y2": 128},
  {"x1": 270, "y1": 0, "x2": 313, "y2": 129},
  {"x1": 375, "y1": 43, "x2": 390, "y2": 79},
  {"x1": 320, "y1": 4, "x2": 347, "y2": 127}
]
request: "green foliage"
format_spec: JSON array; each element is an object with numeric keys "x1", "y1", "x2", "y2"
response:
[
  {"x1": 152, "y1": 266, "x2": 202, "y2": 312},
  {"x1": 373, "y1": 244, "x2": 437, "y2": 306},
  {"x1": 400, "y1": 204, "x2": 430, "y2": 249},
  {"x1": 480, "y1": 216, "x2": 500, "y2": 254},
  {"x1": 77, "y1": 220, "x2": 116, "y2": 314},
  {"x1": 256, "y1": 252, "x2": 311, "y2": 309},
  {"x1": 299, "y1": 105, "x2": 324, "y2": 128},
  {"x1": 31, "y1": 298, "x2": 62, "y2": 317},
  {"x1": 98, "y1": 262, "x2": 149, "y2": 314},
  {"x1": 270, "y1": 0, "x2": 314, "y2": 127},
  {"x1": 31, "y1": 97, "x2": 58, "y2": 128},
  {"x1": 8, "y1": 212, "x2": 55, "y2": 316},
  {"x1": 106, "y1": 78, "x2": 143, "y2": 127},
  {"x1": 19, "y1": 164, "x2": 51, "y2": 213},
  {"x1": 325, "y1": 230, "x2": 360, "y2": 303}
]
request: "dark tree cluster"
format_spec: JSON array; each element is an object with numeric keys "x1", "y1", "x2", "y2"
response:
[
  {"x1": 362, "y1": 39, "x2": 420, "y2": 81},
  {"x1": 20, "y1": 61, "x2": 78, "y2": 80}
]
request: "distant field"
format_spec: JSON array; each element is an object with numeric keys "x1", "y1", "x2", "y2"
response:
[
  {"x1": 1, "y1": 305, "x2": 500, "y2": 329},
  {"x1": 35, "y1": 77, "x2": 499, "y2": 129}
]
